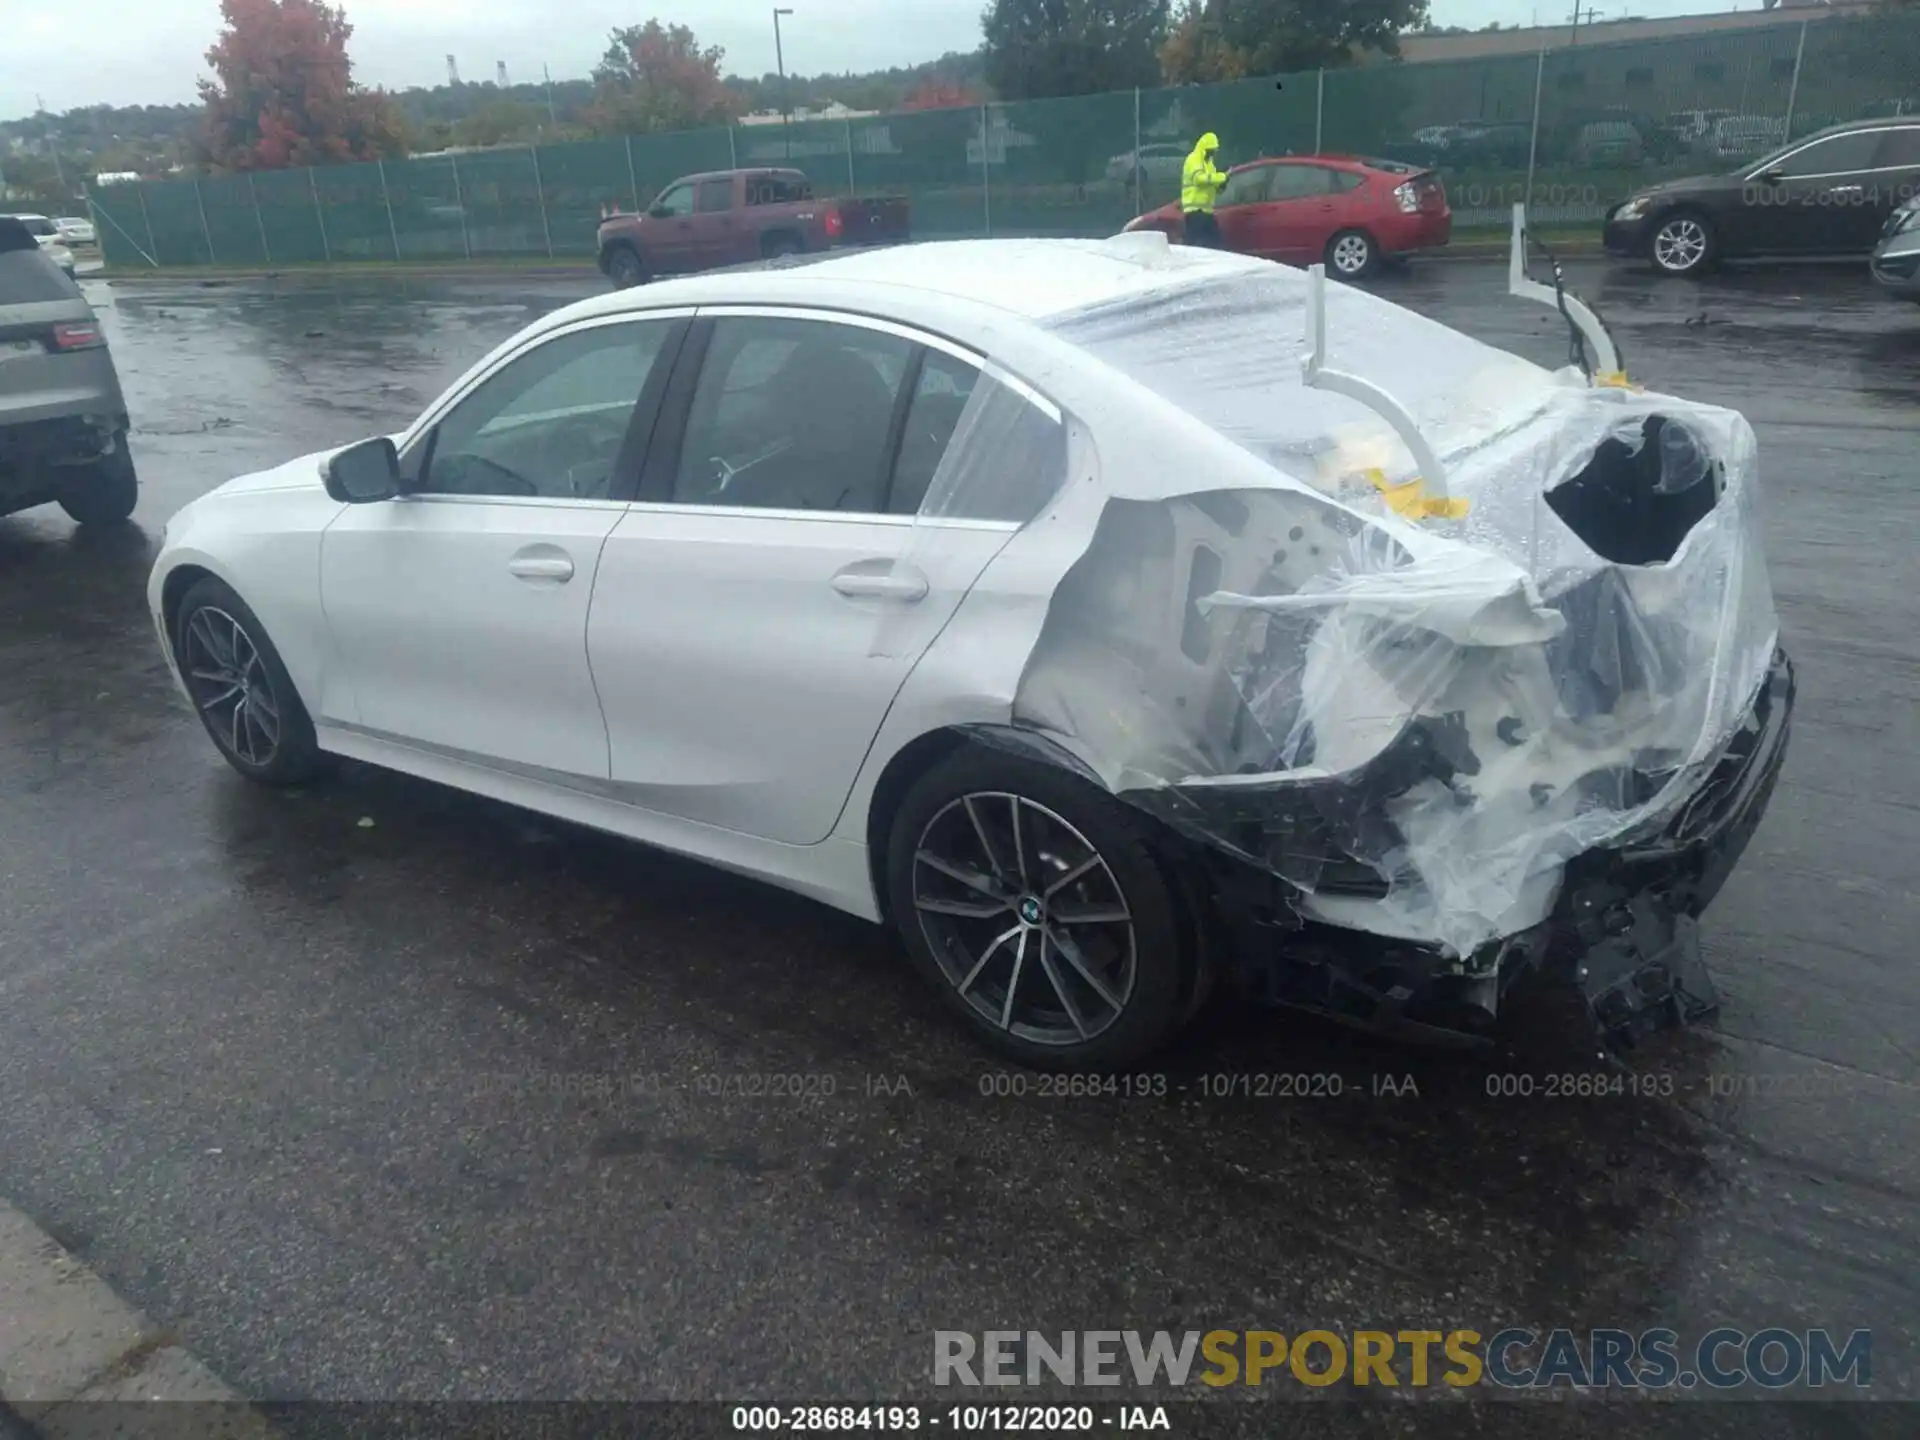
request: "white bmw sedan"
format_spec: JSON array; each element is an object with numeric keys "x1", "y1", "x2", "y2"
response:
[{"x1": 151, "y1": 236, "x2": 1791, "y2": 1068}]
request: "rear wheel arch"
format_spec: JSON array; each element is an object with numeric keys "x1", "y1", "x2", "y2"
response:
[{"x1": 862, "y1": 726, "x2": 1111, "y2": 924}]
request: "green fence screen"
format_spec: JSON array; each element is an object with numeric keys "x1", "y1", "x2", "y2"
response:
[{"x1": 88, "y1": 11, "x2": 1920, "y2": 269}]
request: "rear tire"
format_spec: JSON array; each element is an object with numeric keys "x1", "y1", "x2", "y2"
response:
[
  {"x1": 1326, "y1": 228, "x2": 1378, "y2": 280},
  {"x1": 1649, "y1": 211, "x2": 1715, "y2": 277},
  {"x1": 173, "y1": 576, "x2": 331, "y2": 787},
  {"x1": 886, "y1": 747, "x2": 1196, "y2": 1070},
  {"x1": 604, "y1": 245, "x2": 645, "y2": 288},
  {"x1": 762, "y1": 233, "x2": 805, "y2": 260},
  {"x1": 57, "y1": 442, "x2": 138, "y2": 526}
]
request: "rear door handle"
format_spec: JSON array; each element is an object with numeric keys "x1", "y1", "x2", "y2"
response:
[
  {"x1": 831, "y1": 561, "x2": 929, "y2": 602},
  {"x1": 508, "y1": 548, "x2": 574, "y2": 583}
]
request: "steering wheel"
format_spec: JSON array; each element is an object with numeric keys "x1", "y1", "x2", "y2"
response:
[{"x1": 545, "y1": 412, "x2": 630, "y2": 498}]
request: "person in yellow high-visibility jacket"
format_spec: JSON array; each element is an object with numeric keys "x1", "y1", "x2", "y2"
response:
[{"x1": 1180, "y1": 132, "x2": 1228, "y2": 247}]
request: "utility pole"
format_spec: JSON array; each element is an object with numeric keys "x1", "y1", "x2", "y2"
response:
[
  {"x1": 543, "y1": 64, "x2": 558, "y2": 129},
  {"x1": 1568, "y1": 4, "x2": 1600, "y2": 47},
  {"x1": 774, "y1": 8, "x2": 795, "y2": 161}
]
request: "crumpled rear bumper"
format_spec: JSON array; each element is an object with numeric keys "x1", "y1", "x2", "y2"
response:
[{"x1": 1201, "y1": 647, "x2": 1794, "y2": 1049}]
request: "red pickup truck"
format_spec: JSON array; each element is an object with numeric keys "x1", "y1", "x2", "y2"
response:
[{"x1": 597, "y1": 168, "x2": 911, "y2": 287}]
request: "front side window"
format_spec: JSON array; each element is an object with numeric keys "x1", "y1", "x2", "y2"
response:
[
  {"x1": 652, "y1": 183, "x2": 695, "y2": 217},
  {"x1": 414, "y1": 320, "x2": 674, "y2": 500},
  {"x1": 695, "y1": 179, "x2": 732, "y2": 214},
  {"x1": 672, "y1": 316, "x2": 914, "y2": 513},
  {"x1": 1216, "y1": 168, "x2": 1272, "y2": 207},
  {"x1": 1775, "y1": 132, "x2": 1882, "y2": 177}
]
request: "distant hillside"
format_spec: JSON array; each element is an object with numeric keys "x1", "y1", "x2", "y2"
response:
[{"x1": 0, "y1": 48, "x2": 987, "y2": 184}]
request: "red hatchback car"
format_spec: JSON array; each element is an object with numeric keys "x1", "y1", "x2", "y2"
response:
[{"x1": 1123, "y1": 155, "x2": 1451, "y2": 277}]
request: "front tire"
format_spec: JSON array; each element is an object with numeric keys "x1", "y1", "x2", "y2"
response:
[
  {"x1": 886, "y1": 747, "x2": 1196, "y2": 1070},
  {"x1": 173, "y1": 576, "x2": 330, "y2": 787},
  {"x1": 1649, "y1": 211, "x2": 1715, "y2": 277},
  {"x1": 1326, "y1": 228, "x2": 1378, "y2": 279},
  {"x1": 604, "y1": 245, "x2": 644, "y2": 288},
  {"x1": 57, "y1": 442, "x2": 138, "y2": 526}
]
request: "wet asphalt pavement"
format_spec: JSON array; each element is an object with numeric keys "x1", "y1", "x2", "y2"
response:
[{"x1": 0, "y1": 257, "x2": 1916, "y2": 1433}]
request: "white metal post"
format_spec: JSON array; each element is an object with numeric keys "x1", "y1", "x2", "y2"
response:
[
  {"x1": 309, "y1": 166, "x2": 331, "y2": 262},
  {"x1": 192, "y1": 177, "x2": 216, "y2": 265},
  {"x1": 1525, "y1": 46, "x2": 1547, "y2": 212},
  {"x1": 248, "y1": 172, "x2": 271, "y2": 264},
  {"x1": 1315, "y1": 69, "x2": 1325, "y2": 152},
  {"x1": 625, "y1": 134, "x2": 641, "y2": 213},
  {"x1": 1132, "y1": 87, "x2": 1143, "y2": 215},
  {"x1": 845, "y1": 117, "x2": 856, "y2": 195},
  {"x1": 449, "y1": 153, "x2": 472, "y2": 259},
  {"x1": 530, "y1": 146, "x2": 554, "y2": 257},
  {"x1": 377, "y1": 159, "x2": 402, "y2": 260},
  {"x1": 728, "y1": 125, "x2": 739, "y2": 169},
  {"x1": 1782, "y1": 21, "x2": 1809, "y2": 142},
  {"x1": 980, "y1": 104, "x2": 992, "y2": 236}
]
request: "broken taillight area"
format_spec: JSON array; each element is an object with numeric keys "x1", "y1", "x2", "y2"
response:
[{"x1": 1545, "y1": 413, "x2": 1719, "y2": 565}]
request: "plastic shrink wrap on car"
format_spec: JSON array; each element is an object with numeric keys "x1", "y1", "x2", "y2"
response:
[{"x1": 890, "y1": 245, "x2": 1779, "y2": 964}]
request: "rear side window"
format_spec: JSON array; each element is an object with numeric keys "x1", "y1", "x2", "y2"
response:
[
  {"x1": 1269, "y1": 166, "x2": 1336, "y2": 199},
  {"x1": 695, "y1": 179, "x2": 732, "y2": 214},
  {"x1": 893, "y1": 351, "x2": 1069, "y2": 526},
  {"x1": 0, "y1": 249, "x2": 79, "y2": 304},
  {"x1": 747, "y1": 176, "x2": 811, "y2": 205},
  {"x1": 1330, "y1": 171, "x2": 1365, "y2": 192},
  {"x1": 1873, "y1": 127, "x2": 1920, "y2": 168},
  {"x1": 1778, "y1": 131, "x2": 1881, "y2": 176}
]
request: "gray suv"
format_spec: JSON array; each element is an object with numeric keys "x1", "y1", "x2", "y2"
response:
[{"x1": 0, "y1": 216, "x2": 137, "y2": 525}]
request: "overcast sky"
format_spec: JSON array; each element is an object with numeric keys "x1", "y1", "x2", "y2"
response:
[{"x1": 4, "y1": 0, "x2": 1766, "y2": 121}]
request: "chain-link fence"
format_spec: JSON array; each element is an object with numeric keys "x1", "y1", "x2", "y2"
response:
[{"x1": 88, "y1": 11, "x2": 1920, "y2": 269}]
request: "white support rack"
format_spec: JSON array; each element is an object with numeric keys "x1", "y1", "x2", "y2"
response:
[
  {"x1": 1508, "y1": 202, "x2": 1622, "y2": 381},
  {"x1": 1301, "y1": 262, "x2": 1450, "y2": 501}
]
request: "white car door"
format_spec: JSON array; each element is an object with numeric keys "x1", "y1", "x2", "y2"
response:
[
  {"x1": 586, "y1": 308, "x2": 1067, "y2": 846},
  {"x1": 317, "y1": 312, "x2": 688, "y2": 778}
]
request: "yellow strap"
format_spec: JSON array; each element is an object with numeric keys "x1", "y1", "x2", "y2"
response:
[
  {"x1": 1594, "y1": 371, "x2": 1636, "y2": 389},
  {"x1": 1363, "y1": 468, "x2": 1470, "y2": 521}
]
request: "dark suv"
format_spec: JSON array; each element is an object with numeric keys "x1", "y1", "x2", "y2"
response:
[{"x1": 0, "y1": 216, "x2": 138, "y2": 525}]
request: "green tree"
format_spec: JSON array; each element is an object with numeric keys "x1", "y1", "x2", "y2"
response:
[
  {"x1": 587, "y1": 19, "x2": 745, "y2": 135},
  {"x1": 456, "y1": 100, "x2": 543, "y2": 147},
  {"x1": 1161, "y1": 0, "x2": 1430, "y2": 84},
  {"x1": 981, "y1": 0, "x2": 1170, "y2": 101}
]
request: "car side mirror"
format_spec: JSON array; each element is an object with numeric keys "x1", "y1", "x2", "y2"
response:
[
  {"x1": 1760, "y1": 167, "x2": 1785, "y2": 184},
  {"x1": 647, "y1": 204, "x2": 672, "y2": 219},
  {"x1": 323, "y1": 436, "x2": 401, "y2": 504}
]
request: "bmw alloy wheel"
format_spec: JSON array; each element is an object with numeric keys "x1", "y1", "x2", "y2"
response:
[
  {"x1": 181, "y1": 605, "x2": 282, "y2": 767},
  {"x1": 1653, "y1": 217, "x2": 1709, "y2": 274},
  {"x1": 911, "y1": 793, "x2": 1137, "y2": 1047}
]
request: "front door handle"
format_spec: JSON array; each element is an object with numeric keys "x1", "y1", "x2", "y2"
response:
[
  {"x1": 832, "y1": 561, "x2": 929, "y2": 602},
  {"x1": 509, "y1": 548, "x2": 574, "y2": 583}
]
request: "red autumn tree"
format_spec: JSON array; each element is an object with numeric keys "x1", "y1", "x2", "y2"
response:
[
  {"x1": 587, "y1": 20, "x2": 745, "y2": 136},
  {"x1": 901, "y1": 79, "x2": 983, "y2": 111},
  {"x1": 198, "y1": 0, "x2": 405, "y2": 171}
]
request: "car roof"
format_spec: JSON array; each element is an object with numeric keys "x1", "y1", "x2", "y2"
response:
[{"x1": 572, "y1": 236, "x2": 1262, "y2": 329}]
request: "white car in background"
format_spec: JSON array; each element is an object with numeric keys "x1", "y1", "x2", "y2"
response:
[
  {"x1": 0, "y1": 213, "x2": 75, "y2": 277},
  {"x1": 146, "y1": 236, "x2": 1791, "y2": 1068},
  {"x1": 55, "y1": 216, "x2": 97, "y2": 247}
]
